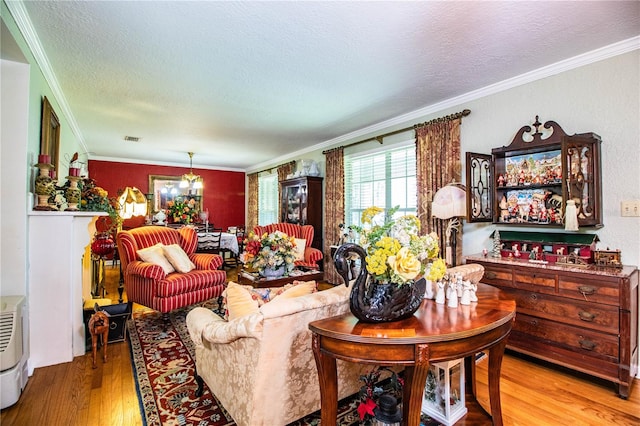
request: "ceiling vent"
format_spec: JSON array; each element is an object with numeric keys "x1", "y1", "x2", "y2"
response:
[{"x1": 124, "y1": 136, "x2": 141, "y2": 142}]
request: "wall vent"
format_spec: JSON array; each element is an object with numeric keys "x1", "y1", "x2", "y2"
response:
[{"x1": 124, "y1": 136, "x2": 141, "y2": 142}]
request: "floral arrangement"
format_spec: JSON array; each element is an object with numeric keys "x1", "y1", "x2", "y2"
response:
[
  {"x1": 167, "y1": 197, "x2": 199, "y2": 224},
  {"x1": 356, "y1": 367, "x2": 403, "y2": 422},
  {"x1": 240, "y1": 231, "x2": 297, "y2": 275},
  {"x1": 352, "y1": 206, "x2": 447, "y2": 285},
  {"x1": 80, "y1": 178, "x2": 121, "y2": 231}
]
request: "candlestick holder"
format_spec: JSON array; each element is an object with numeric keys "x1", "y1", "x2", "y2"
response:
[
  {"x1": 34, "y1": 162, "x2": 56, "y2": 211},
  {"x1": 65, "y1": 175, "x2": 82, "y2": 211}
]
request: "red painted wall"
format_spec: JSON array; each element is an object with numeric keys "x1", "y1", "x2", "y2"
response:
[{"x1": 88, "y1": 160, "x2": 245, "y2": 230}]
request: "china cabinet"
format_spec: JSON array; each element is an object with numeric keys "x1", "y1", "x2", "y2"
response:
[
  {"x1": 466, "y1": 116, "x2": 602, "y2": 228},
  {"x1": 279, "y1": 176, "x2": 323, "y2": 251}
]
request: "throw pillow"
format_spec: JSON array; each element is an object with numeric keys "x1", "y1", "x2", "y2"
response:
[
  {"x1": 225, "y1": 281, "x2": 260, "y2": 321},
  {"x1": 293, "y1": 238, "x2": 307, "y2": 261},
  {"x1": 137, "y1": 243, "x2": 175, "y2": 275},
  {"x1": 162, "y1": 244, "x2": 195, "y2": 273},
  {"x1": 276, "y1": 280, "x2": 317, "y2": 299}
]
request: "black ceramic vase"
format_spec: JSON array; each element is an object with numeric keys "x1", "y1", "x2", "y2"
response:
[{"x1": 333, "y1": 243, "x2": 426, "y2": 323}]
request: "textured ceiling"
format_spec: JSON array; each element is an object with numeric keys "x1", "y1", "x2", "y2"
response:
[{"x1": 12, "y1": 1, "x2": 640, "y2": 171}]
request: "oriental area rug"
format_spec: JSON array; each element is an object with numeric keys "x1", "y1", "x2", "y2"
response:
[{"x1": 127, "y1": 304, "x2": 441, "y2": 426}]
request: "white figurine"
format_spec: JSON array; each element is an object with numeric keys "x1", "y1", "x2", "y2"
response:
[
  {"x1": 456, "y1": 273, "x2": 464, "y2": 298},
  {"x1": 435, "y1": 281, "x2": 446, "y2": 304},
  {"x1": 447, "y1": 284, "x2": 459, "y2": 308},
  {"x1": 460, "y1": 280, "x2": 471, "y2": 305},
  {"x1": 469, "y1": 282, "x2": 478, "y2": 302},
  {"x1": 424, "y1": 280, "x2": 435, "y2": 300}
]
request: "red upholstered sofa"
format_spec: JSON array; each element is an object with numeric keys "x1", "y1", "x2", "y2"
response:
[
  {"x1": 253, "y1": 223, "x2": 323, "y2": 269},
  {"x1": 116, "y1": 226, "x2": 226, "y2": 313}
]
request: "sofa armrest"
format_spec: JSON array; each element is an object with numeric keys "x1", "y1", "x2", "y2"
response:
[
  {"x1": 260, "y1": 284, "x2": 349, "y2": 319},
  {"x1": 127, "y1": 260, "x2": 166, "y2": 280},
  {"x1": 304, "y1": 247, "x2": 323, "y2": 265},
  {"x1": 190, "y1": 253, "x2": 224, "y2": 270},
  {"x1": 186, "y1": 307, "x2": 263, "y2": 345}
]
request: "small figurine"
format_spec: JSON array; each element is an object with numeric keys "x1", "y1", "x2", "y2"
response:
[
  {"x1": 497, "y1": 174, "x2": 505, "y2": 187},
  {"x1": 435, "y1": 281, "x2": 446, "y2": 304},
  {"x1": 447, "y1": 280, "x2": 458, "y2": 308},
  {"x1": 469, "y1": 282, "x2": 478, "y2": 302},
  {"x1": 460, "y1": 280, "x2": 472, "y2": 305},
  {"x1": 482, "y1": 248, "x2": 488, "y2": 257},
  {"x1": 424, "y1": 280, "x2": 435, "y2": 300}
]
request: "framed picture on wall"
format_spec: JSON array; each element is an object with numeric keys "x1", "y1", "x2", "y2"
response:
[{"x1": 40, "y1": 96, "x2": 60, "y2": 170}]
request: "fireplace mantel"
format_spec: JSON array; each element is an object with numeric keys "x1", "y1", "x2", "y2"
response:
[{"x1": 27, "y1": 211, "x2": 107, "y2": 372}]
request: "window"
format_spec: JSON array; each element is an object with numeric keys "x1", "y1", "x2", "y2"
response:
[
  {"x1": 258, "y1": 173, "x2": 278, "y2": 225},
  {"x1": 345, "y1": 143, "x2": 416, "y2": 228}
]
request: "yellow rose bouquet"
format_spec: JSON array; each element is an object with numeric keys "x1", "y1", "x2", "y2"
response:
[{"x1": 352, "y1": 206, "x2": 446, "y2": 285}]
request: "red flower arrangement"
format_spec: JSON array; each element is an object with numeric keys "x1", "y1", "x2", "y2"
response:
[{"x1": 356, "y1": 367, "x2": 403, "y2": 422}]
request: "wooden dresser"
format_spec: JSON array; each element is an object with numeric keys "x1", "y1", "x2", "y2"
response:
[{"x1": 465, "y1": 254, "x2": 638, "y2": 398}]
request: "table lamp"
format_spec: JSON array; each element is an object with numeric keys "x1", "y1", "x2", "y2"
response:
[{"x1": 432, "y1": 183, "x2": 467, "y2": 266}]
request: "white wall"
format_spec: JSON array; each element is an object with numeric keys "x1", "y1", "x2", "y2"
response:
[{"x1": 1, "y1": 59, "x2": 30, "y2": 297}]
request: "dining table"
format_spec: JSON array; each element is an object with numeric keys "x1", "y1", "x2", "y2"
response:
[{"x1": 196, "y1": 230, "x2": 239, "y2": 254}]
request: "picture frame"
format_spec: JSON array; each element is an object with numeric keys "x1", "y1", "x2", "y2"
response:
[
  {"x1": 40, "y1": 96, "x2": 61, "y2": 170},
  {"x1": 148, "y1": 174, "x2": 203, "y2": 213}
]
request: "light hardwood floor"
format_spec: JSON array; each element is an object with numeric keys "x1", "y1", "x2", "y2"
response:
[{"x1": 1, "y1": 264, "x2": 638, "y2": 425}]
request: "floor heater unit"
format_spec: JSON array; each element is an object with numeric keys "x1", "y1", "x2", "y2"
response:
[{"x1": 0, "y1": 296, "x2": 27, "y2": 409}]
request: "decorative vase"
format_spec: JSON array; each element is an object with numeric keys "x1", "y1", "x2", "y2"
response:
[
  {"x1": 34, "y1": 162, "x2": 56, "y2": 211},
  {"x1": 65, "y1": 175, "x2": 82, "y2": 211},
  {"x1": 154, "y1": 210, "x2": 167, "y2": 225},
  {"x1": 91, "y1": 232, "x2": 115, "y2": 257},
  {"x1": 333, "y1": 243, "x2": 426, "y2": 323},
  {"x1": 261, "y1": 266, "x2": 285, "y2": 279}
]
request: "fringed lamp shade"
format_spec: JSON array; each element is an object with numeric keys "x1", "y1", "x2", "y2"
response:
[{"x1": 118, "y1": 186, "x2": 147, "y2": 219}]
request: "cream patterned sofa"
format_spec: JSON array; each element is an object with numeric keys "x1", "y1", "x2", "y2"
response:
[{"x1": 186, "y1": 283, "x2": 369, "y2": 426}]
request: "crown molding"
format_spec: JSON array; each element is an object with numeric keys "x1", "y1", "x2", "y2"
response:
[
  {"x1": 89, "y1": 155, "x2": 246, "y2": 173},
  {"x1": 5, "y1": 0, "x2": 89, "y2": 154}
]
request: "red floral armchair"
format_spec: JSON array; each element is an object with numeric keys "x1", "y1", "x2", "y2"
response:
[
  {"x1": 116, "y1": 226, "x2": 226, "y2": 313},
  {"x1": 253, "y1": 223, "x2": 323, "y2": 269}
]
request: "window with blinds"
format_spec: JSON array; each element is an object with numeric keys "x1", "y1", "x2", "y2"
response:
[
  {"x1": 345, "y1": 143, "x2": 417, "y2": 228},
  {"x1": 258, "y1": 173, "x2": 278, "y2": 226}
]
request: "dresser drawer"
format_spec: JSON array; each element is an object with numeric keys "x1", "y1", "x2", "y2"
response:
[
  {"x1": 479, "y1": 264, "x2": 513, "y2": 288},
  {"x1": 513, "y1": 313, "x2": 619, "y2": 361},
  {"x1": 558, "y1": 276, "x2": 620, "y2": 306},
  {"x1": 501, "y1": 288, "x2": 619, "y2": 334},
  {"x1": 513, "y1": 269, "x2": 557, "y2": 294}
]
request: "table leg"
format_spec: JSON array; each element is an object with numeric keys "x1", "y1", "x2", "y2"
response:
[
  {"x1": 312, "y1": 334, "x2": 338, "y2": 425},
  {"x1": 402, "y1": 344, "x2": 430, "y2": 426},
  {"x1": 487, "y1": 339, "x2": 508, "y2": 426}
]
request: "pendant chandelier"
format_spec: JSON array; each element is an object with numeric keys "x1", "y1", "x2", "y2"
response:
[{"x1": 180, "y1": 152, "x2": 203, "y2": 190}]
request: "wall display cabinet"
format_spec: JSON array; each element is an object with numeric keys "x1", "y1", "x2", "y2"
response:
[
  {"x1": 280, "y1": 176, "x2": 323, "y2": 251},
  {"x1": 466, "y1": 117, "x2": 602, "y2": 228},
  {"x1": 465, "y1": 254, "x2": 638, "y2": 398}
]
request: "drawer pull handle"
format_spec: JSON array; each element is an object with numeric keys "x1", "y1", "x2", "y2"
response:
[
  {"x1": 485, "y1": 271, "x2": 497, "y2": 279},
  {"x1": 578, "y1": 311, "x2": 596, "y2": 322},
  {"x1": 578, "y1": 286, "x2": 596, "y2": 296},
  {"x1": 579, "y1": 339, "x2": 596, "y2": 351},
  {"x1": 530, "y1": 294, "x2": 538, "y2": 301}
]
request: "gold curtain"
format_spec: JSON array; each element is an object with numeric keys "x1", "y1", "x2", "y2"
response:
[
  {"x1": 415, "y1": 118, "x2": 463, "y2": 264},
  {"x1": 246, "y1": 173, "x2": 259, "y2": 232},
  {"x1": 323, "y1": 147, "x2": 344, "y2": 284}
]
